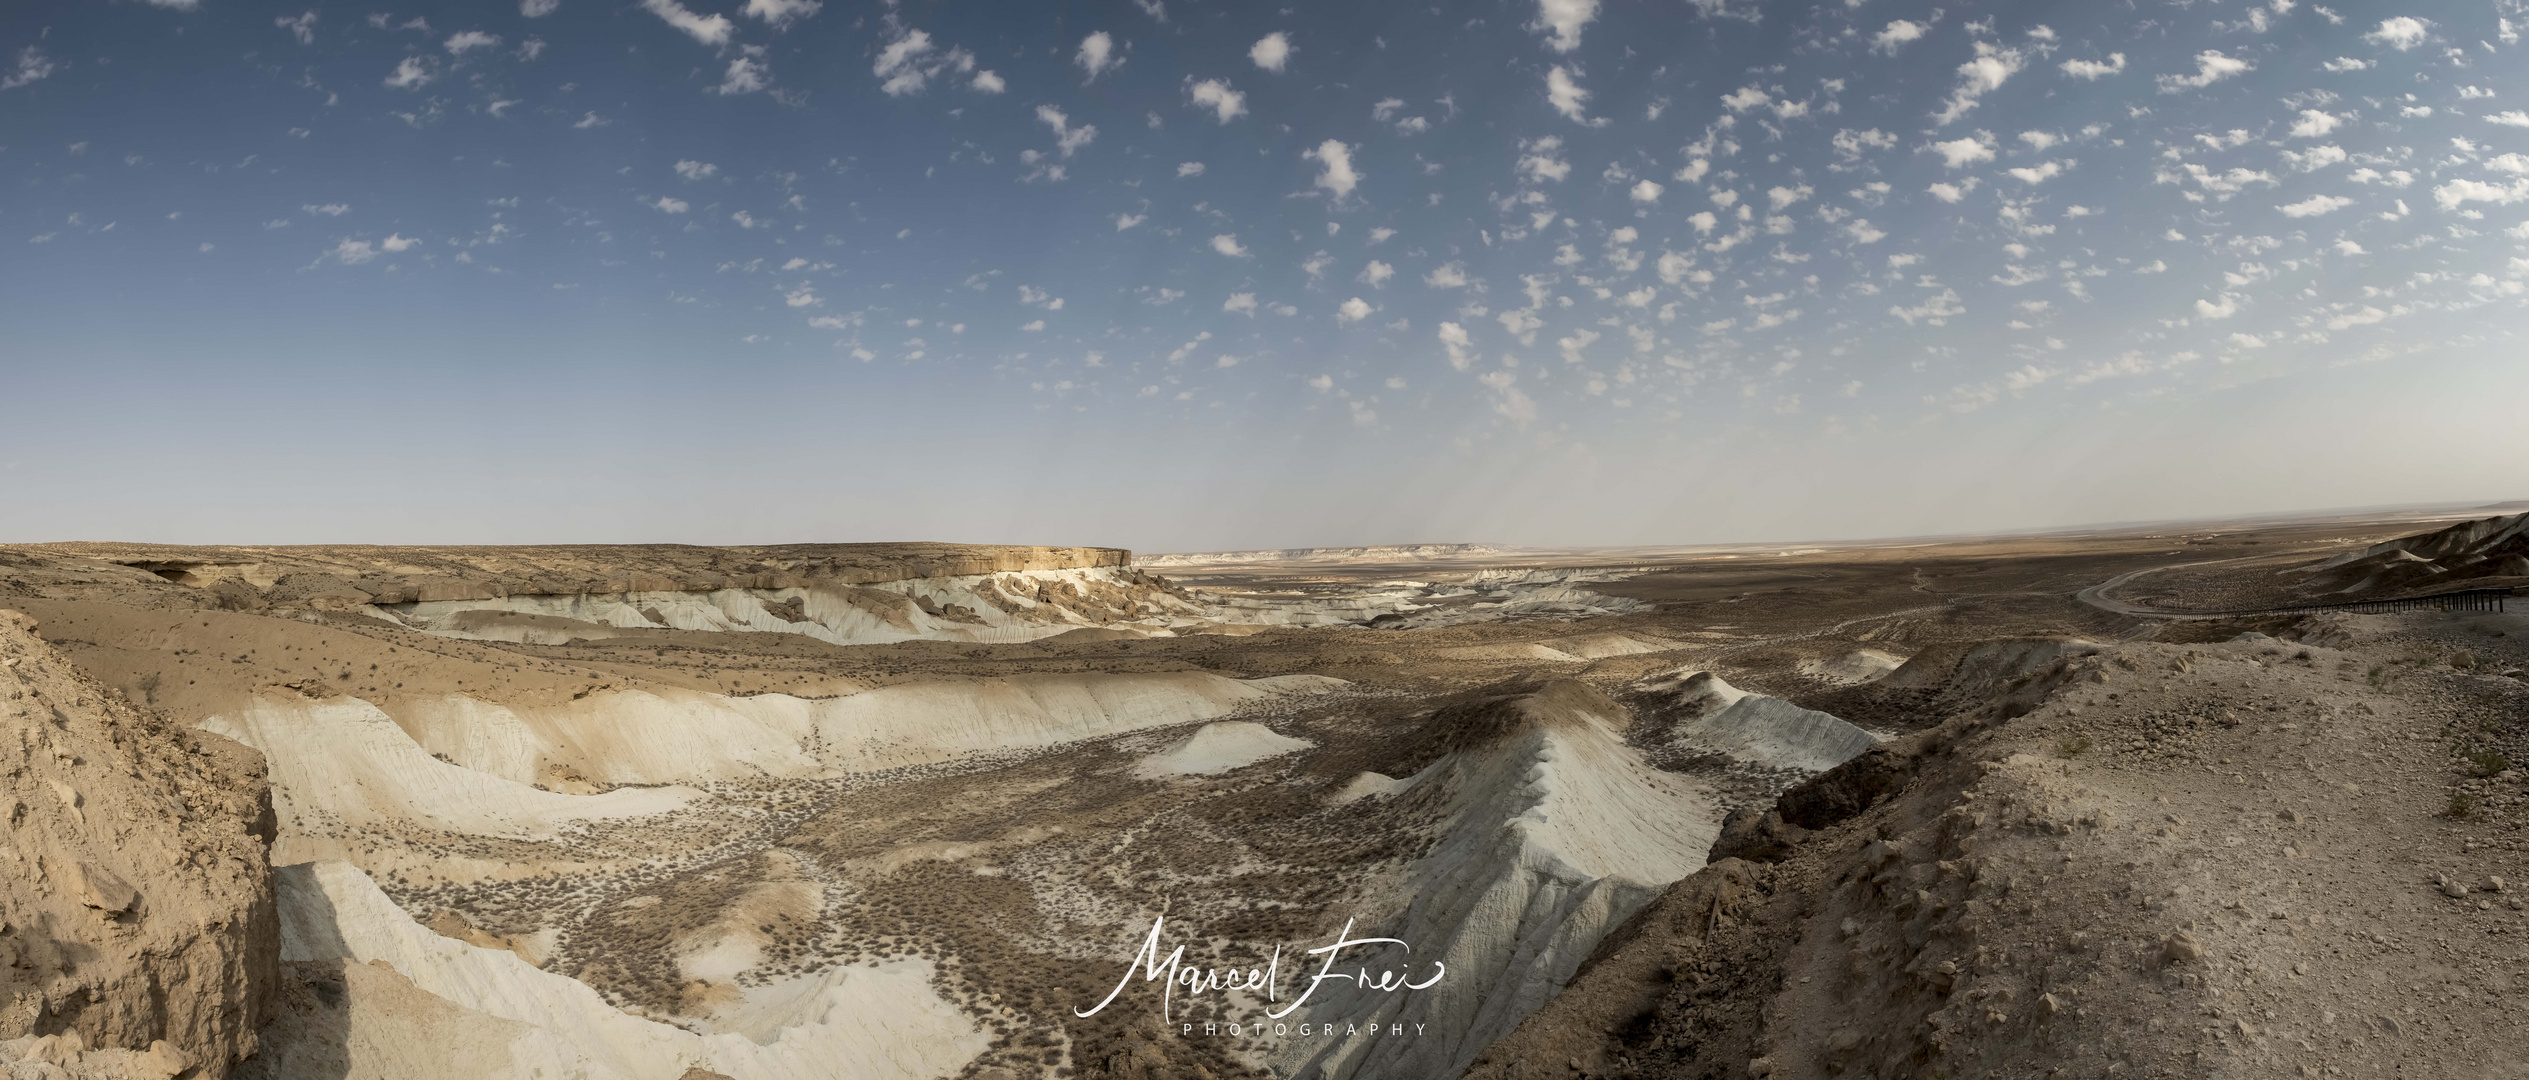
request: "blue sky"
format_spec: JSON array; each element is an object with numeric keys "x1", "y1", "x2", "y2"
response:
[{"x1": 4, "y1": 0, "x2": 2527, "y2": 550}]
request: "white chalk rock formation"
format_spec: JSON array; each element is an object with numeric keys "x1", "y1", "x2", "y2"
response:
[
  {"x1": 1798, "y1": 648, "x2": 1906, "y2": 684},
  {"x1": 1272, "y1": 681, "x2": 1718, "y2": 1080},
  {"x1": 1635, "y1": 670, "x2": 1882, "y2": 773},
  {"x1": 251, "y1": 862, "x2": 987, "y2": 1080},
  {"x1": 1132, "y1": 721, "x2": 1314, "y2": 778},
  {"x1": 199, "y1": 698, "x2": 700, "y2": 842},
  {"x1": 209, "y1": 672, "x2": 1348, "y2": 851}
]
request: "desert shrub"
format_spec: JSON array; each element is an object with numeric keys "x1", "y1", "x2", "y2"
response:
[
  {"x1": 2055, "y1": 735, "x2": 2093, "y2": 759},
  {"x1": 2452, "y1": 651, "x2": 2480, "y2": 670},
  {"x1": 2465, "y1": 749, "x2": 2512, "y2": 778}
]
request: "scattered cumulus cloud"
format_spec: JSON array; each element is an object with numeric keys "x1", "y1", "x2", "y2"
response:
[
  {"x1": 1871, "y1": 20, "x2": 1928, "y2": 54},
  {"x1": 1306, "y1": 140, "x2": 1360, "y2": 199},
  {"x1": 2157, "y1": 50, "x2": 2251, "y2": 93},
  {"x1": 1249, "y1": 32, "x2": 1291, "y2": 72},
  {"x1": 2061, "y1": 53, "x2": 2127, "y2": 80},
  {"x1": 640, "y1": 0, "x2": 733, "y2": 47},
  {"x1": 1531, "y1": 0, "x2": 1598, "y2": 53},
  {"x1": 1545, "y1": 66, "x2": 1605, "y2": 126},
  {"x1": 1188, "y1": 79, "x2": 1246, "y2": 124},
  {"x1": 1077, "y1": 31, "x2": 1120, "y2": 80},
  {"x1": 2362, "y1": 16, "x2": 2429, "y2": 51}
]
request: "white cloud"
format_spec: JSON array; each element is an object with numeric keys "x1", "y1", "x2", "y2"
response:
[
  {"x1": 743, "y1": 0, "x2": 820, "y2": 26},
  {"x1": 1845, "y1": 219, "x2": 1887, "y2": 243},
  {"x1": 674, "y1": 159, "x2": 718, "y2": 181},
  {"x1": 1, "y1": 46, "x2": 57, "y2": 92},
  {"x1": 2195, "y1": 294, "x2": 2239, "y2": 319},
  {"x1": 2320, "y1": 56, "x2": 2372, "y2": 72},
  {"x1": 1223, "y1": 292, "x2": 1258, "y2": 315},
  {"x1": 1687, "y1": 210, "x2": 1719, "y2": 232},
  {"x1": 649, "y1": 195, "x2": 690, "y2": 213},
  {"x1": 2019, "y1": 130, "x2": 2060, "y2": 151},
  {"x1": 1890, "y1": 288, "x2": 1965, "y2": 325},
  {"x1": 2006, "y1": 160, "x2": 2071, "y2": 184},
  {"x1": 521, "y1": 0, "x2": 560, "y2": 16},
  {"x1": 1037, "y1": 105, "x2": 1097, "y2": 157},
  {"x1": 1518, "y1": 136, "x2": 1571, "y2": 183},
  {"x1": 1832, "y1": 128, "x2": 1898, "y2": 160},
  {"x1": 1210, "y1": 233, "x2": 1249, "y2": 257},
  {"x1": 326, "y1": 238, "x2": 378, "y2": 265},
  {"x1": 2486, "y1": 111, "x2": 2529, "y2": 128},
  {"x1": 1306, "y1": 139, "x2": 1360, "y2": 199},
  {"x1": 303, "y1": 203, "x2": 351, "y2": 216},
  {"x1": 2281, "y1": 145, "x2": 2348, "y2": 171},
  {"x1": 2363, "y1": 16, "x2": 2429, "y2": 50},
  {"x1": 640, "y1": 0, "x2": 733, "y2": 46},
  {"x1": 383, "y1": 56, "x2": 438, "y2": 89},
  {"x1": 1767, "y1": 184, "x2": 1813, "y2": 210},
  {"x1": 970, "y1": 70, "x2": 1004, "y2": 93},
  {"x1": 2334, "y1": 238, "x2": 2366, "y2": 254},
  {"x1": 874, "y1": 29, "x2": 938, "y2": 96},
  {"x1": 715, "y1": 56, "x2": 770, "y2": 95},
  {"x1": 1722, "y1": 85, "x2": 1770, "y2": 113},
  {"x1": 445, "y1": 30, "x2": 501, "y2": 53},
  {"x1": 2060, "y1": 53, "x2": 2126, "y2": 80},
  {"x1": 1546, "y1": 66, "x2": 1604, "y2": 126},
  {"x1": 1336, "y1": 297, "x2": 1373, "y2": 323},
  {"x1": 1175, "y1": 162, "x2": 1207, "y2": 179},
  {"x1": 2432, "y1": 177, "x2": 2529, "y2": 210},
  {"x1": 1249, "y1": 32, "x2": 1291, "y2": 71},
  {"x1": 1076, "y1": 31, "x2": 1119, "y2": 80},
  {"x1": 2288, "y1": 110, "x2": 2341, "y2": 138},
  {"x1": 1928, "y1": 133, "x2": 1995, "y2": 168},
  {"x1": 1532, "y1": 0, "x2": 1598, "y2": 53},
  {"x1": 2157, "y1": 50, "x2": 2251, "y2": 93},
  {"x1": 1631, "y1": 179, "x2": 1664, "y2": 203},
  {"x1": 1871, "y1": 20, "x2": 1928, "y2": 54},
  {"x1": 1934, "y1": 43, "x2": 2023, "y2": 125},
  {"x1": 2278, "y1": 193, "x2": 2353, "y2": 217},
  {"x1": 1114, "y1": 213, "x2": 1145, "y2": 230},
  {"x1": 1358, "y1": 260, "x2": 1395, "y2": 287},
  {"x1": 275, "y1": 11, "x2": 320, "y2": 44},
  {"x1": 1426, "y1": 262, "x2": 1471, "y2": 288},
  {"x1": 1926, "y1": 179, "x2": 1979, "y2": 202},
  {"x1": 1438, "y1": 322, "x2": 1474, "y2": 370},
  {"x1": 2325, "y1": 306, "x2": 2387, "y2": 330},
  {"x1": 1188, "y1": 79, "x2": 1246, "y2": 124}
]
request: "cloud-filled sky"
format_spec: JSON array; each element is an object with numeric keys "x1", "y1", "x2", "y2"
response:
[{"x1": 3, "y1": 0, "x2": 2526, "y2": 551}]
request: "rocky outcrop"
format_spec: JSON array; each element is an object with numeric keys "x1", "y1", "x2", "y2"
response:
[
  {"x1": 2298, "y1": 510, "x2": 2529, "y2": 595},
  {"x1": 0, "y1": 610, "x2": 278, "y2": 1078}
]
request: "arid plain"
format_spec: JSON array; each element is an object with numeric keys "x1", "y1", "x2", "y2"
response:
[{"x1": 3, "y1": 506, "x2": 2526, "y2": 1080}]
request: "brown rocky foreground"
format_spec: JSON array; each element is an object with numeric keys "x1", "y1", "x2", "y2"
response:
[{"x1": 1, "y1": 610, "x2": 278, "y2": 1079}]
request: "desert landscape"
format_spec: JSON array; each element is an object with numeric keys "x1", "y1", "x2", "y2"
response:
[
  {"x1": 4, "y1": 504, "x2": 2525, "y2": 1079},
  {"x1": 10, "y1": 0, "x2": 2528, "y2": 1076}
]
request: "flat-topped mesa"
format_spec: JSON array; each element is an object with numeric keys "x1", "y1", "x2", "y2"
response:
[
  {"x1": 16, "y1": 541, "x2": 1132, "y2": 606},
  {"x1": 1135, "y1": 543, "x2": 1504, "y2": 567}
]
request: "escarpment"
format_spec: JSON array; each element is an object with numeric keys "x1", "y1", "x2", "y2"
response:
[{"x1": 0, "y1": 610, "x2": 279, "y2": 1078}]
